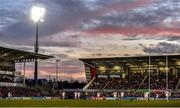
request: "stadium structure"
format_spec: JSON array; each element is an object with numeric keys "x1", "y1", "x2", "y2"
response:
[
  {"x1": 0, "y1": 46, "x2": 52, "y2": 87},
  {"x1": 1, "y1": 51, "x2": 180, "y2": 107},
  {"x1": 80, "y1": 55, "x2": 180, "y2": 94}
]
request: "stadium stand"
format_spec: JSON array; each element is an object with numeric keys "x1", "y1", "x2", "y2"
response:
[
  {"x1": 0, "y1": 46, "x2": 53, "y2": 98},
  {"x1": 78, "y1": 55, "x2": 180, "y2": 100},
  {"x1": 87, "y1": 72, "x2": 179, "y2": 90}
]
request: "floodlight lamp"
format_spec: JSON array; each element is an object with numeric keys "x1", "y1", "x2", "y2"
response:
[{"x1": 31, "y1": 6, "x2": 45, "y2": 22}]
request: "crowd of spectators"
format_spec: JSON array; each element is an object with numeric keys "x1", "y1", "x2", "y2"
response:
[
  {"x1": 0, "y1": 79, "x2": 86, "y2": 98},
  {"x1": 50, "y1": 80, "x2": 86, "y2": 89},
  {"x1": 25, "y1": 79, "x2": 86, "y2": 90},
  {"x1": 0, "y1": 86, "x2": 38, "y2": 98},
  {"x1": 0, "y1": 76, "x2": 12, "y2": 83},
  {"x1": 88, "y1": 72, "x2": 179, "y2": 90},
  {"x1": 88, "y1": 78, "x2": 109, "y2": 89}
]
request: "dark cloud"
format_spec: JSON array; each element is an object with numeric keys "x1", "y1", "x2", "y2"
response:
[
  {"x1": 166, "y1": 36, "x2": 180, "y2": 41},
  {"x1": 54, "y1": 54, "x2": 70, "y2": 59},
  {"x1": 99, "y1": 11, "x2": 159, "y2": 28},
  {"x1": 40, "y1": 40, "x2": 81, "y2": 48},
  {"x1": 2, "y1": 21, "x2": 34, "y2": 39},
  {"x1": 61, "y1": 59, "x2": 84, "y2": 67},
  {"x1": 141, "y1": 42, "x2": 180, "y2": 54},
  {"x1": 83, "y1": 0, "x2": 180, "y2": 36}
]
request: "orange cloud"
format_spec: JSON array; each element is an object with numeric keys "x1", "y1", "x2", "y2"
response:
[{"x1": 24, "y1": 66, "x2": 86, "y2": 81}]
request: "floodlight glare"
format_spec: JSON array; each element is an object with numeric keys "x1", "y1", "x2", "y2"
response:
[{"x1": 31, "y1": 6, "x2": 45, "y2": 22}]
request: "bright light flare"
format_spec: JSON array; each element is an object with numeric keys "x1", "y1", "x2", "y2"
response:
[{"x1": 31, "y1": 6, "x2": 45, "y2": 22}]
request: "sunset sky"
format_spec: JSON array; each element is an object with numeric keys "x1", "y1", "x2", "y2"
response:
[{"x1": 1, "y1": 0, "x2": 180, "y2": 81}]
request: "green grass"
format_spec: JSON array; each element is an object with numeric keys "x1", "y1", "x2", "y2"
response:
[{"x1": 0, "y1": 100, "x2": 180, "y2": 107}]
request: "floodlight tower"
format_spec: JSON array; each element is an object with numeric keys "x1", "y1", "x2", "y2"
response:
[{"x1": 31, "y1": 6, "x2": 45, "y2": 88}]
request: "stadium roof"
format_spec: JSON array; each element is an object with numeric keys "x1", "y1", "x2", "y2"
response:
[
  {"x1": 0, "y1": 46, "x2": 53, "y2": 62},
  {"x1": 80, "y1": 54, "x2": 180, "y2": 67}
]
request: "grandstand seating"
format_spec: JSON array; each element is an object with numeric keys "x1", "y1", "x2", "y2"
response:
[{"x1": 87, "y1": 72, "x2": 179, "y2": 90}]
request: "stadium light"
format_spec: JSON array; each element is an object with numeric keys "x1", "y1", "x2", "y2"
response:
[
  {"x1": 31, "y1": 6, "x2": 45, "y2": 22},
  {"x1": 31, "y1": 5, "x2": 45, "y2": 88},
  {"x1": 176, "y1": 60, "x2": 180, "y2": 65},
  {"x1": 113, "y1": 66, "x2": 121, "y2": 70},
  {"x1": 98, "y1": 66, "x2": 106, "y2": 73}
]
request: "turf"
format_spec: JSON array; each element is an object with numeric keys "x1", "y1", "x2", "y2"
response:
[{"x1": 0, "y1": 100, "x2": 180, "y2": 107}]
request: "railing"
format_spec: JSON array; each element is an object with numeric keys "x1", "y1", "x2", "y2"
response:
[
  {"x1": 103, "y1": 81, "x2": 110, "y2": 89},
  {"x1": 83, "y1": 77, "x2": 95, "y2": 90},
  {"x1": 137, "y1": 75, "x2": 147, "y2": 90}
]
